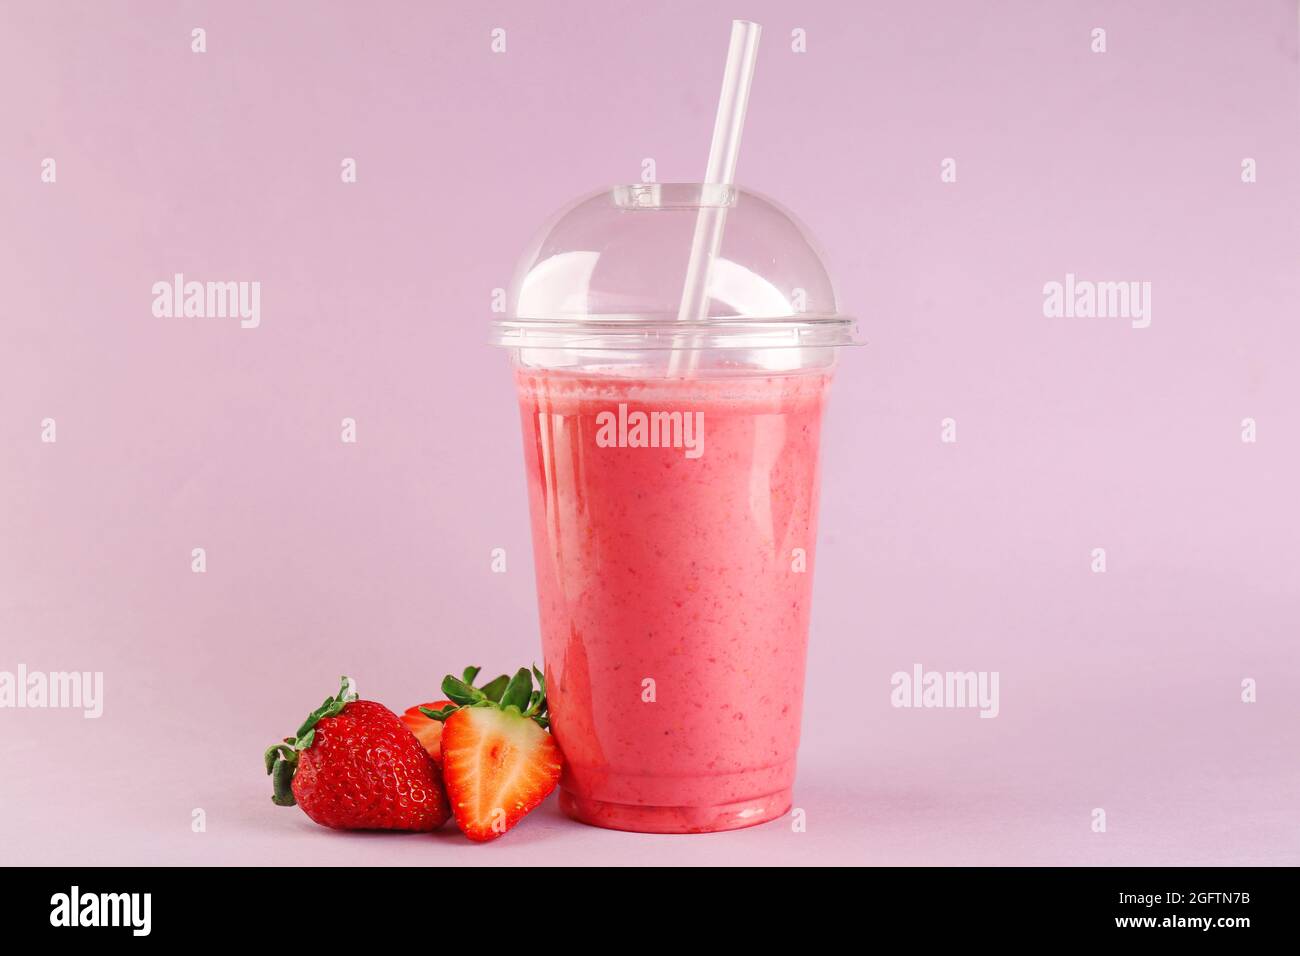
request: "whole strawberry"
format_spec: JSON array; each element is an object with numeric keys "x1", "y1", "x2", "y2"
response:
[{"x1": 265, "y1": 676, "x2": 450, "y2": 832}]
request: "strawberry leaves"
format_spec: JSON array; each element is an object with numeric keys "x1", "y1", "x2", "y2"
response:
[
  {"x1": 420, "y1": 665, "x2": 550, "y2": 729},
  {"x1": 499, "y1": 668, "x2": 533, "y2": 710},
  {"x1": 478, "y1": 673, "x2": 511, "y2": 702},
  {"x1": 418, "y1": 665, "x2": 510, "y2": 720}
]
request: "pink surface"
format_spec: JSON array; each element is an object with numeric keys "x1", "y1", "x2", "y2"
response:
[{"x1": 2, "y1": 1, "x2": 1298, "y2": 865}]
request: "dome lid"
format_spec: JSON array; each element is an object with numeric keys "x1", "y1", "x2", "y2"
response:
[{"x1": 492, "y1": 183, "x2": 857, "y2": 350}]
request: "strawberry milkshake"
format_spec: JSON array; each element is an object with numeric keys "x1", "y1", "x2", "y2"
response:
[
  {"x1": 515, "y1": 366, "x2": 831, "y2": 832},
  {"x1": 495, "y1": 181, "x2": 857, "y2": 832}
]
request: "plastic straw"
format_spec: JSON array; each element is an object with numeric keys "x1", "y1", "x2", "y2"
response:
[{"x1": 670, "y1": 19, "x2": 761, "y2": 375}]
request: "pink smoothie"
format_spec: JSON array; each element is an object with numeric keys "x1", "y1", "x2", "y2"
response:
[{"x1": 514, "y1": 365, "x2": 831, "y2": 833}]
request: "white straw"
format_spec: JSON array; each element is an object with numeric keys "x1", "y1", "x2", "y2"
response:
[{"x1": 670, "y1": 20, "x2": 761, "y2": 376}]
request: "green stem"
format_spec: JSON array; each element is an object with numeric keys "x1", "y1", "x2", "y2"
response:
[{"x1": 270, "y1": 754, "x2": 298, "y2": 806}]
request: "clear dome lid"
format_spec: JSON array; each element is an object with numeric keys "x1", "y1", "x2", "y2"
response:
[{"x1": 492, "y1": 183, "x2": 858, "y2": 350}]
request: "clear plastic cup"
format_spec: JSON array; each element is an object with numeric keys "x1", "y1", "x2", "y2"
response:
[{"x1": 493, "y1": 183, "x2": 858, "y2": 832}]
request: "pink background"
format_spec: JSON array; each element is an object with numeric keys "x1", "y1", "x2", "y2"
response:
[{"x1": 2, "y1": 0, "x2": 1297, "y2": 865}]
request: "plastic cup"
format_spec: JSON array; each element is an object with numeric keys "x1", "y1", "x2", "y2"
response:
[{"x1": 493, "y1": 183, "x2": 857, "y2": 832}]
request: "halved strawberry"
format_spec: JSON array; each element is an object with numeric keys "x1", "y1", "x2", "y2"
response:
[
  {"x1": 402, "y1": 668, "x2": 510, "y2": 765},
  {"x1": 424, "y1": 666, "x2": 562, "y2": 842}
]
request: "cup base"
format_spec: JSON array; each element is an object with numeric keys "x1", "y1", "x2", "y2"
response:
[{"x1": 559, "y1": 787, "x2": 792, "y2": 834}]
